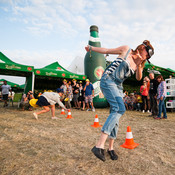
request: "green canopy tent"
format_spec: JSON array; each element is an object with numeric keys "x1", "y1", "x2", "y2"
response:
[
  {"x1": 143, "y1": 62, "x2": 175, "y2": 78},
  {"x1": 34, "y1": 62, "x2": 87, "y2": 90},
  {"x1": 0, "y1": 79, "x2": 20, "y2": 88},
  {"x1": 19, "y1": 84, "x2": 25, "y2": 89},
  {"x1": 0, "y1": 52, "x2": 34, "y2": 93}
]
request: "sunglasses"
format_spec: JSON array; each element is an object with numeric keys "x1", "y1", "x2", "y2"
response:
[{"x1": 142, "y1": 43, "x2": 154, "y2": 63}]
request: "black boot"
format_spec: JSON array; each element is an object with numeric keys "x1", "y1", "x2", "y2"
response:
[
  {"x1": 91, "y1": 146, "x2": 105, "y2": 162},
  {"x1": 108, "y1": 150, "x2": 118, "y2": 160}
]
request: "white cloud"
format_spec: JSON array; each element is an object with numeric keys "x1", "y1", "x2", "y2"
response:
[
  {"x1": 1, "y1": 0, "x2": 175, "y2": 76},
  {"x1": 2, "y1": 49, "x2": 76, "y2": 69}
]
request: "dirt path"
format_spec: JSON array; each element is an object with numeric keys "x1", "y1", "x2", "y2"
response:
[{"x1": 0, "y1": 106, "x2": 175, "y2": 175}]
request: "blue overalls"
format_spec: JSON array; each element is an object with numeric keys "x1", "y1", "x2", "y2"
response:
[{"x1": 100, "y1": 49, "x2": 134, "y2": 139}]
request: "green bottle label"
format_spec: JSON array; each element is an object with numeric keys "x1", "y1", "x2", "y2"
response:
[{"x1": 94, "y1": 66, "x2": 104, "y2": 80}]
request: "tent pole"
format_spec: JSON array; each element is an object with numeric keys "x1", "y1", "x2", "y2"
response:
[{"x1": 32, "y1": 72, "x2": 35, "y2": 92}]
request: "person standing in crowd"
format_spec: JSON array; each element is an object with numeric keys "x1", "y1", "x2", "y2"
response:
[
  {"x1": 83, "y1": 79, "x2": 95, "y2": 112},
  {"x1": 155, "y1": 75, "x2": 167, "y2": 119},
  {"x1": 149, "y1": 72, "x2": 158, "y2": 117},
  {"x1": 72, "y1": 79, "x2": 79, "y2": 109},
  {"x1": 129, "y1": 93, "x2": 136, "y2": 110},
  {"x1": 78, "y1": 81, "x2": 85, "y2": 110},
  {"x1": 1, "y1": 80, "x2": 11, "y2": 107},
  {"x1": 9, "y1": 90, "x2": 15, "y2": 107},
  {"x1": 60, "y1": 79, "x2": 67, "y2": 96},
  {"x1": 65, "y1": 83, "x2": 72, "y2": 109},
  {"x1": 20, "y1": 91, "x2": 34, "y2": 111},
  {"x1": 140, "y1": 80, "x2": 149, "y2": 113},
  {"x1": 33, "y1": 88, "x2": 67, "y2": 120},
  {"x1": 85, "y1": 40, "x2": 154, "y2": 161},
  {"x1": 144, "y1": 76, "x2": 150, "y2": 112}
]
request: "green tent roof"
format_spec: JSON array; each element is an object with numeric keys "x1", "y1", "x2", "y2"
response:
[
  {"x1": 34, "y1": 62, "x2": 86, "y2": 80},
  {"x1": 19, "y1": 84, "x2": 25, "y2": 89},
  {"x1": 144, "y1": 62, "x2": 175, "y2": 78},
  {"x1": 0, "y1": 79, "x2": 20, "y2": 88},
  {"x1": 0, "y1": 52, "x2": 34, "y2": 76}
]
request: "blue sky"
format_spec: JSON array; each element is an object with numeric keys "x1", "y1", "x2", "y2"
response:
[{"x1": 0, "y1": 0, "x2": 175, "y2": 85}]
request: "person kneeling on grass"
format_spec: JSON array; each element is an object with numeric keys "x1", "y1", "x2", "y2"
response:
[{"x1": 33, "y1": 88, "x2": 67, "y2": 120}]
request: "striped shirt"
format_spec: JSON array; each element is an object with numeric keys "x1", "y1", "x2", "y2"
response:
[{"x1": 105, "y1": 57, "x2": 123, "y2": 74}]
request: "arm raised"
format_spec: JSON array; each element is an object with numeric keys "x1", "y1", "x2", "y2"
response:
[{"x1": 85, "y1": 45, "x2": 129, "y2": 56}]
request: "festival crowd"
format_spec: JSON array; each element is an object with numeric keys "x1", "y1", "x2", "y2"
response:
[
  {"x1": 0, "y1": 72, "x2": 168, "y2": 119},
  {"x1": 123, "y1": 72, "x2": 167, "y2": 119}
]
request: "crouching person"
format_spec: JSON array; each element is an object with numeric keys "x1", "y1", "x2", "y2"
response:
[{"x1": 33, "y1": 88, "x2": 67, "y2": 120}]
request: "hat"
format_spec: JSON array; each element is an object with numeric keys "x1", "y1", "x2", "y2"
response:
[
  {"x1": 79, "y1": 81, "x2": 83, "y2": 84},
  {"x1": 56, "y1": 88, "x2": 64, "y2": 93},
  {"x1": 63, "y1": 79, "x2": 67, "y2": 82},
  {"x1": 64, "y1": 97, "x2": 69, "y2": 102},
  {"x1": 86, "y1": 79, "x2": 90, "y2": 82},
  {"x1": 72, "y1": 79, "x2": 76, "y2": 82},
  {"x1": 29, "y1": 99, "x2": 39, "y2": 108}
]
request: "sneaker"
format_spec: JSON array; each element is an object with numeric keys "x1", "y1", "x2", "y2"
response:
[
  {"x1": 91, "y1": 146, "x2": 105, "y2": 162},
  {"x1": 92, "y1": 107, "x2": 95, "y2": 112},
  {"x1": 108, "y1": 150, "x2": 118, "y2": 160},
  {"x1": 142, "y1": 110, "x2": 145, "y2": 113},
  {"x1": 33, "y1": 113, "x2": 38, "y2": 120},
  {"x1": 52, "y1": 116, "x2": 58, "y2": 120},
  {"x1": 154, "y1": 117, "x2": 161, "y2": 120},
  {"x1": 147, "y1": 110, "x2": 151, "y2": 113},
  {"x1": 87, "y1": 109, "x2": 90, "y2": 111}
]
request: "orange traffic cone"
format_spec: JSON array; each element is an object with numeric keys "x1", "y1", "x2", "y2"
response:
[
  {"x1": 91, "y1": 115, "x2": 102, "y2": 128},
  {"x1": 61, "y1": 109, "x2": 66, "y2": 115},
  {"x1": 66, "y1": 109, "x2": 73, "y2": 119},
  {"x1": 120, "y1": 126, "x2": 139, "y2": 149}
]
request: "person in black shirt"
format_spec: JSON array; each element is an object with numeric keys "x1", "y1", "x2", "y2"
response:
[
  {"x1": 149, "y1": 72, "x2": 158, "y2": 117},
  {"x1": 72, "y1": 79, "x2": 79, "y2": 108},
  {"x1": 78, "y1": 81, "x2": 85, "y2": 110}
]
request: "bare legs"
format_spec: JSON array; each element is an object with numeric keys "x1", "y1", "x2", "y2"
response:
[
  {"x1": 109, "y1": 138, "x2": 114, "y2": 151},
  {"x1": 35, "y1": 105, "x2": 55, "y2": 117},
  {"x1": 96, "y1": 132, "x2": 115, "y2": 151},
  {"x1": 50, "y1": 105, "x2": 55, "y2": 117}
]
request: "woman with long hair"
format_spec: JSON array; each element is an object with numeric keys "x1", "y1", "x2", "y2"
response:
[
  {"x1": 155, "y1": 75, "x2": 167, "y2": 119},
  {"x1": 85, "y1": 40, "x2": 154, "y2": 161},
  {"x1": 140, "y1": 80, "x2": 149, "y2": 113}
]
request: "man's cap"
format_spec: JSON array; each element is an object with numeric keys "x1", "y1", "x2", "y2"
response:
[
  {"x1": 86, "y1": 79, "x2": 90, "y2": 82},
  {"x1": 63, "y1": 79, "x2": 67, "y2": 82},
  {"x1": 56, "y1": 88, "x2": 64, "y2": 93},
  {"x1": 72, "y1": 79, "x2": 76, "y2": 82},
  {"x1": 79, "y1": 81, "x2": 83, "y2": 84}
]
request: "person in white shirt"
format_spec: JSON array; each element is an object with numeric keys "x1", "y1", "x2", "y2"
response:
[
  {"x1": 60, "y1": 79, "x2": 67, "y2": 95},
  {"x1": 8, "y1": 91, "x2": 15, "y2": 107},
  {"x1": 33, "y1": 88, "x2": 67, "y2": 120},
  {"x1": 1, "y1": 80, "x2": 11, "y2": 107}
]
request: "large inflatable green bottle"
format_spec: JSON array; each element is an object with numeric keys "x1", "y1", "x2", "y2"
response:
[{"x1": 84, "y1": 25, "x2": 108, "y2": 108}]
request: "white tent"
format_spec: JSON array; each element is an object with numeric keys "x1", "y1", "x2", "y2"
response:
[{"x1": 67, "y1": 56, "x2": 84, "y2": 75}]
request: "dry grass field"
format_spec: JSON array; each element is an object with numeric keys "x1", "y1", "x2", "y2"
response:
[{"x1": 0, "y1": 104, "x2": 175, "y2": 175}]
